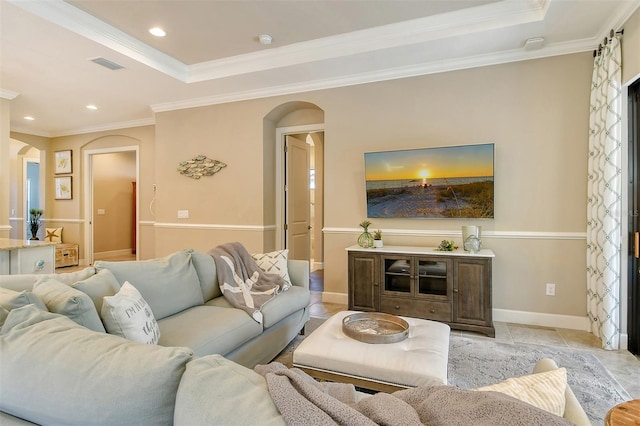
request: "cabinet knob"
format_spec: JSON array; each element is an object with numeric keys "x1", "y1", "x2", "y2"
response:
[
  {"x1": 374, "y1": 282, "x2": 378, "y2": 287},
  {"x1": 430, "y1": 309, "x2": 436, "y2": 313},
  {"x1": 395, "y1": 305, "x2": 400, "y2": 310},
  {"x1": 453, "y1": 289, "x2": 459, "y2": 293}
]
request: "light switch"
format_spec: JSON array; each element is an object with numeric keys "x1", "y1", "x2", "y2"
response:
[
  {"x1": 178, "y1": 210, "x2": 189, "y2": 219},
  {"x1": 97, "y1": 209, "x2": 106, "y2": 215}
]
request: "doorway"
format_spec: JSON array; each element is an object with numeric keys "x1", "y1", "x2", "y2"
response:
[
  {"x1": 83, "y1": 146, "x2": 139, "y2": 265},
  {"x1": 628, "y1": 79, "x2": 640, "y2": 355},
  {"x1": 276, "y1": 125, "x2": 324, "y2": 272},
  {"x1": 24, "y1": 158, "x2": 40, "y2": 239}
]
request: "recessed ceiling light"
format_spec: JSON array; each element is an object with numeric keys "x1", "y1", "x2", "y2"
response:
[
  {"x1": 24, "y1": 116, "x2": 34, "y2": 121},
  {"x1": 86, "y1": 104, "x2": 98, "y2": 110},
  {"x1": 149, "y1": 27, "x2": 166, "y2": 37},
  {"x1": 258, "y1": 34, "x2": 273, "y2": 45}
]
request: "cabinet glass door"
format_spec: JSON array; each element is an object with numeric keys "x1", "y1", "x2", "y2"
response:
[
  {"x1": 417, "y1": 260, "x2": 447, "y2": 296},
  {"x1": 384, "y1": 258, "x2": 411, "y2": 293}
]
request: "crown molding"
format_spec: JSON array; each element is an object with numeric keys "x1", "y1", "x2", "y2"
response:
[
  {"x1": 1, "y1": 89, "x2": 19, "y2": 100},
  {"x1": 7, "y1": 0, "x2": 186, "y2": 81},
  {"x1": 50, "y1": 118, "x2": 156, "y2": 138},
  {"x1": 187, "y1": 0, "x2": 549, "y2": 82},
  {"x1": 10, "y1": 0, "x2": 549, "y2": 85},
  {"x1": 10, "y1": 126, "x2": 51, "y2": 138},
  {"x1": 152, "y1": 35, "x2": 596, "y2": 113}
]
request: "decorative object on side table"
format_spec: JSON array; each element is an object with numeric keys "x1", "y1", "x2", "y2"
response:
[
  {"x1": 28, "y1": 209, "x2": 43, "y2": 240},
  {"x1": 373, "y1": 229, "x2": 383, "y2": 248},
  {"x1": 462, "y1": 225, "x2": 482, "y2": 253},
  {"x1": 435, "y1": 240, "x2": 457, "y2": 251},
  {"x1": 178, "y1": 155, "x2": 227, "y2": 179},
  {"x1": 357, "y1": 220, "x2": 374, "y2": 248}
]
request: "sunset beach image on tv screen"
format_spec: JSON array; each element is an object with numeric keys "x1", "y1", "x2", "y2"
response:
[{"x1": 364, "y1": 143, "x2": 494, "y2": 218}]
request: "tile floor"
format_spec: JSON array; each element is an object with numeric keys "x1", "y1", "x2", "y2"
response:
[{"x1": 308, "y1": 289, "x2": 640, "y2": 399}]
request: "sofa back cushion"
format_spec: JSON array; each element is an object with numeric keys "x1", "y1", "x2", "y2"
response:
[
  {"x1": 71, "y1": 268, "x2": 120, "y2": 314},
  {"x1": 0, "y1": 305, "x2": 193, "y2": 426},
  {"x1": 0, "y1": 267, "x2": 95, "y2": 292},
  {"x1": 94, "y1": 250, "x2": 204, "y2": 320},
  {"x1": 190, "y1": 250, "x2": 221, "y2": 301},
  {"x1": 0, "y1": 288, "x2": 48, "y2": 328},
  {"x1": 33, "y1": 277, "x2": 105, "y2": 333}
]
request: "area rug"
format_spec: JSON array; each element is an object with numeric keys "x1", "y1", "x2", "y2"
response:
[{"x1": 273, "y1": 318, "x2": 631, "y2": 425}]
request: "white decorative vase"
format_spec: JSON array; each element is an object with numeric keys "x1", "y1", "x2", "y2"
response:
[
  {"x1": 462, "y1": 226, "x2": 482, "y2": 252},
  {"x1": 373, "y1": 240, "x2": 384, "y2": 248}
]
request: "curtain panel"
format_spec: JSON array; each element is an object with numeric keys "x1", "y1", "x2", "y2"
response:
[{"x1": 586, "y1": 34, "x2": 622, "y2": 350}]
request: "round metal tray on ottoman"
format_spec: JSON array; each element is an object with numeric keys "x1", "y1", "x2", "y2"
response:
[{"x1": 342, "y1": 312, "x2": 409, "y2": 344}]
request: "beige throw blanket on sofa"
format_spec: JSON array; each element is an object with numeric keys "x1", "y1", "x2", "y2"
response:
[
  {"x1": 209, "y1": 242, "x2": 286, "y2": 323},
  {"x1": 254, "y1": 363, "x2": 572, "y2": 426}
]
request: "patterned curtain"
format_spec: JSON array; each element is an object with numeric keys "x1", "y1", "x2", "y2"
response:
[{"x1": 586, "y1": 34, "x2": 622, "y2": 350}]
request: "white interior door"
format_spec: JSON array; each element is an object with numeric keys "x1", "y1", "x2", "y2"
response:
[{"x1": 285, "y1": 135, "x2": 311, "y2": 261}]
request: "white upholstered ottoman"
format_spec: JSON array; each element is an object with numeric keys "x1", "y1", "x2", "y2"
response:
[{"x1": 293, "y1": 310, "x2": 450, "y2": 392}]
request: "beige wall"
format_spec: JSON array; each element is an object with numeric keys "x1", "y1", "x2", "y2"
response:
[
  {"x1": 16, "y1": 126, "x2": 156, "y2": 262},
  {"x1": 92, "y1": 151, "x2": 136, "y2": 256},
  {"x1": 622, "y1": 7, "x2": 640, "y2": 85},
  {"x1": 149, "y1": 53, "x2": 593, "y2": 321}
]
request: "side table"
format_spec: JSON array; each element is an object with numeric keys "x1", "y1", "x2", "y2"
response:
[{"x1": 605, "y1": 399, "x2": 640, "y2": 425}]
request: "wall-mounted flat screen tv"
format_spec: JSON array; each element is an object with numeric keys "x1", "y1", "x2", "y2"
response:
[{"x1": 364, "y1": 143, "x2": 494, "y2": 218}]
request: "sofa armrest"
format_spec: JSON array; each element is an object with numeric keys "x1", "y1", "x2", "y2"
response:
[
  {"x1": 287, "y1": 260, "x2": 309, "y2": 290},
  {"x1": 533, "y1": 358, "x2": 591, "y2": 426}
]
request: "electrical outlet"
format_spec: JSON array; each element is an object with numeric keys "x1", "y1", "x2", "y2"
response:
[
  {"x1": 177, "y1": 210, "x2": 189, "y2": 219},
  {"x1": 546, "y1": 283, "x2": 556, "y2": 296}
]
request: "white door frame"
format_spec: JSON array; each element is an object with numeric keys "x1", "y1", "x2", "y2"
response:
[
  {"x1": 83, "y1": 146, "x2": 139, "y2": 265},
  {"x1": 275, "y1": 124, "x2": 323, "y2": 249}
]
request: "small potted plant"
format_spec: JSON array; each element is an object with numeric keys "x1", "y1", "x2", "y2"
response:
[
  {"x1": 28, "y1": 208, "x2": 43, "y2": 240},
  {"x1": 373, "y1": 229, "x2": 383, "y2": 248}
]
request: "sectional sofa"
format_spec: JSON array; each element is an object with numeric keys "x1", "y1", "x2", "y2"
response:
[{"x1": 0, "y1": 248, "x2": 311, "y2": 368}]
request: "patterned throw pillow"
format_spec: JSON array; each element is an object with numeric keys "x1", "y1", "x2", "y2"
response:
[
  {"x1": 474, "y1": 368, "x2": 567, "y2": 417},
  {"x1": 101, "y1": 281, "x2": 160, "y2": 344},
  {"x1": 45, "y1": 227, "x2": 63, "y2": 243},
  {"x1": 251, "y1": 249, "x2": 292, "y2": 291}
]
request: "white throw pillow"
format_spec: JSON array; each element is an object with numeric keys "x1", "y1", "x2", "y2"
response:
[
  {"x1": 252, "y1": 249, "x2": 292, "y2": 291},
  {"x1": 475, "y1": 367, "x2": 567, "y2": 417},
  {"x1": 101, "y1": 281, "x2": 160, "y2": 344}
]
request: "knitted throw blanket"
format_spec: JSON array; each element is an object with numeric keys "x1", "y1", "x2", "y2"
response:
[
  {"x1": 254, "y1": 363, "x2": 573, "y2": 426},
  {"x1": 208, "y1": 242, "x2": 286, "y2": 323}
]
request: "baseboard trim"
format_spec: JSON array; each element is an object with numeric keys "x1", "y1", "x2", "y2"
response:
[
  {"x1": 93, "y1": 249, "x2": 134, "y2": 260},
  {"x1": 315, "y1": 296, "x2": 591, "y2": 332},
  {"x1": 321, "y1": 292, "x2": 348, "y2": 305},
  {"x1": 493, "y1": 308, "x2": 590, "y2": 331}
]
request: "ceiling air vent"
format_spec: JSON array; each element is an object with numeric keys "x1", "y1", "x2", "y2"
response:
[{"x1": 89, "y1": 57, "x2": 125, "y2": 70}]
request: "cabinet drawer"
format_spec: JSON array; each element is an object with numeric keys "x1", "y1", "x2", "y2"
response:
[{"x1": 380, "y1": 297, "x2": 452, "y2": 322}]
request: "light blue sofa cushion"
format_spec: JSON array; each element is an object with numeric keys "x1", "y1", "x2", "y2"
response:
[
  {"x1": 33, "y1": 277, "x2": 105, "y2": 333},
  {"x1": 0, "y1": 288, "x2": 47, "y2": 328},
  {"x1": 158, "y1": 305, "x2": 262, "y2": 357},
  {"x1": 174, "y1": 354, "x2": 285, "y2": 426},
  {"x1": 190, "y1": 249, "x2": 221, "y2": 301},
  {"x1": 71, "y1": 268, "x2": 120, "y2": 314},
  {"x1": 95, "y1": 250, "x2": 204, "y2": 320},
  {"x1": 207, "y1": 286, "x2": 310, "y2": 328},
  {"x1": 0, "y1": 305, "x2": 193, "y2": 426},
  {"x1": 0, "y1": 267, "x2": 95, "y2": 292}
]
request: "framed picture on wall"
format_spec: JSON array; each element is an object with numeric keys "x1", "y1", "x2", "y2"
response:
[
  {"x1": 54, "y1": 176, "x2": 72, "y2": 200},
  {"x1": 54, "y1": 150, "x2": 72, "y2": 174}
]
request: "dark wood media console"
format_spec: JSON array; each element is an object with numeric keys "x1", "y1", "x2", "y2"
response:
[{"x1": 347, "y1": 245, "x2": 495, "y2": 337}]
